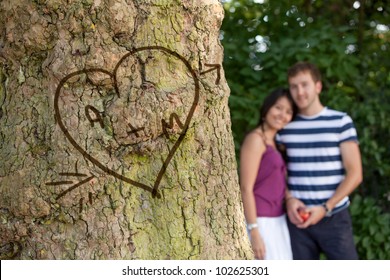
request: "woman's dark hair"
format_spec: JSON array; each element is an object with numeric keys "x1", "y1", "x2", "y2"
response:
[
  {"x1": 257, "y1": 88, "x2": 297, "y2": 129},
  {"x1": 257, "y1": 88, "x2": 296, "y2": 163}
]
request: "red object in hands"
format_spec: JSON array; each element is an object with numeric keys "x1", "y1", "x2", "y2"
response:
[{"x1": 298, "y1": 207, "x2": 310, "y2": 222}]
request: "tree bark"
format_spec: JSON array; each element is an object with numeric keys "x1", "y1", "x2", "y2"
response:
[{"x1": 0, "y1": 0, "x2": 252, "y2": 259}]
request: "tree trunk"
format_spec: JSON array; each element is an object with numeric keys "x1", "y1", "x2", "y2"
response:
[{"x1": 0, "y1": 0, "x2": 252, "y2": 259}]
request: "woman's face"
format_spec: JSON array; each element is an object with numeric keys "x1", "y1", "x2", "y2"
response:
[{"x1": 264, "y1": 96, "x2": 294, "y2": 131}]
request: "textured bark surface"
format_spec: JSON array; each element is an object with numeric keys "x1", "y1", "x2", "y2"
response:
[{"x1": 0, "y1": 0, "x2": 252, "y2": 259}]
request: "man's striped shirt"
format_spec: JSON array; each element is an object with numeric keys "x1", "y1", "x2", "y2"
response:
[{"x1": 277, "y1": 107, "x2": 358, "y2": 214}]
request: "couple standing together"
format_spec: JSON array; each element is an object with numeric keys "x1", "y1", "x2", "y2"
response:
[{"x1": 240, "y1": 61, "x2": 363, "y2": 260}]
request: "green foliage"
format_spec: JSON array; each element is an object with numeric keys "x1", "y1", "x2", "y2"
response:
[
  {"x1": 221, "y1": 0, "x2": 390, "y2": 209},
  {"x1": 350, "y1": 194, "x2": 390, "y2": 259}
]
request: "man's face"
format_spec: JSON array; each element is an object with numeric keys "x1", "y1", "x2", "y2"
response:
[{"x1": 288, "y1": 71, "x2": 322, "y2": 114}]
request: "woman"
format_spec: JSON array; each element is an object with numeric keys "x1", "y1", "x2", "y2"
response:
[{"x1": 239, "y1": 88, "x2": 296, "y2": 260}]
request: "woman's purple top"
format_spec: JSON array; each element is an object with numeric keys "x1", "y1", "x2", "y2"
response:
[{"x1": 253, "y1": 145, "x2": 286, "y2": 217}]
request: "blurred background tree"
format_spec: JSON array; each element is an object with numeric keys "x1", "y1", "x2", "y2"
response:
[{"x1": 220, "y1": 0, "x2": 390, "y2": 259}]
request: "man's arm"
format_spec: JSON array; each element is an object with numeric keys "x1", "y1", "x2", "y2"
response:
[
  {"x1": 298, "y1": 141, "x2": 363, "y2": 228},
  {"x1": 325, "y1": 140, "x2": 363, "y2": 211}
]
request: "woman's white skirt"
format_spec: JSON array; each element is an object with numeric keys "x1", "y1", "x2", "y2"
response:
[{"x1": 249, "y1": 214, "x2": 292, "y2": 260}]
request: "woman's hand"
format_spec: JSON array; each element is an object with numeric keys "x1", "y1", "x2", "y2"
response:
[
  {"x1": 250, "y1": 229, "x2": 266, "y2": 260},
  {"x1": 286, "y1": 197, "x2": 306, "y2": 225}
]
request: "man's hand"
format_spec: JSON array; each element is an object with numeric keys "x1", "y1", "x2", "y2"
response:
[
  {"x1": 296, "y1": 205, "x2": 327, "y2": 228},
  {"x1": 286, "y1": 198, "x2": 328, "y2": 228}
]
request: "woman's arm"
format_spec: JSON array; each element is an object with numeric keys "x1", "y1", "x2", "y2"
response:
[{"x1": 239, "y1": 131, "x2": 266, "y2": 259}]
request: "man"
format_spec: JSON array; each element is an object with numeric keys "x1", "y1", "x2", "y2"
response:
[{"x1": 277, "y1": 61, "x2": 363, "y2": 259}]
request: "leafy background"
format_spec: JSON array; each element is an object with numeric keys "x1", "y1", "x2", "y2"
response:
[{"x1": 220, "y1": 0, "x2": 390, "y2": 259}]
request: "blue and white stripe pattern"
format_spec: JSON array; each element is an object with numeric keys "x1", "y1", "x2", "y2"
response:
[{"x1": 277, "y1": 107, "x2": 358, "y2": 214}]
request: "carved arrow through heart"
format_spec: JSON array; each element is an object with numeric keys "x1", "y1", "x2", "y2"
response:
[{"x1": 53, "y1": 47, "x2": 202, "y2": 199}]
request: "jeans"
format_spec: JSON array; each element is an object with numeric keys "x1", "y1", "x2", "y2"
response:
[{"x1": 287, "y1": 208, "x2": 358, "y2": 260}]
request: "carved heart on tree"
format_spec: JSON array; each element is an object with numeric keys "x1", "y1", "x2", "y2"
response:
[{"x1": 54, "y1": 47, "x2": 200, "y2": 198}]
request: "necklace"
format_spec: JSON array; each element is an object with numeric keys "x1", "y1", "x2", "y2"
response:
[{"x1": 258, "y1": 126, "x2": 276, "y2": 148}]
